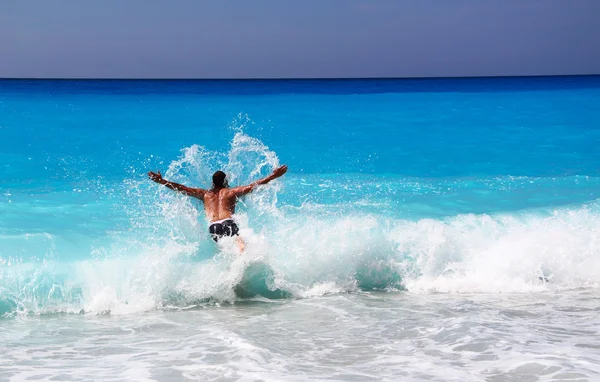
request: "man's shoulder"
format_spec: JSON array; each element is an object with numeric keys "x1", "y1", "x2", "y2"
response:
[{"x1": 209, "y1": 188, "x2": 235, "y2": 197}]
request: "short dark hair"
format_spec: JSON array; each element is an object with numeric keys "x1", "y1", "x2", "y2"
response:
[{"x1": 212, "y1": 171, "x2": 228, "y2": 188}]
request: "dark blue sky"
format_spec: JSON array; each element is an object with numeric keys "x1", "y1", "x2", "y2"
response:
[{"x1": 1, "y1": 0, "x2": 599, "y2": 78}]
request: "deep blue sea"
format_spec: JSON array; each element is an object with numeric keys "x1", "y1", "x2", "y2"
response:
[{"x1": 1, "y1": 77, "x2": 600, "y2": 381}]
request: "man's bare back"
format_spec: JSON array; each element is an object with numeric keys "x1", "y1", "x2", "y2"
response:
[
  {"x1": 202, "y1": 188, "x2": 239, "y2": 222},
  {"x1": 148, "y1": 165, "x2": 287, "y2": 250}
]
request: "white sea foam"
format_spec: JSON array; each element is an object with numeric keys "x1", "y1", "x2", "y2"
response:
[
  {"x1": 2, "y1": 129, "x2": 600, "y2": 316},
  {"x1": 2, "y1": 197, "x2": 599, "y2": 317}
]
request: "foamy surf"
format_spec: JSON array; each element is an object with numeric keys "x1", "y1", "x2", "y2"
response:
[
  {"x1": 3, "y1": 129, "x2": 600, "y2": 317},
  {"x1": 3, "y1": 78, "x2": 600, "y2": 381},
  {"x1": 2, "y1": 201, "x2": 599, "y2": 317}
]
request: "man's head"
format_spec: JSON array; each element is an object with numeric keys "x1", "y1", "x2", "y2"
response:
[{"x1": 212, "y1": 171, "x2": 228, "y2": 189}]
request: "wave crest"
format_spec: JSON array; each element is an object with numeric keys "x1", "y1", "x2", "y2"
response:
[{"x1": 2, "y1": 128, "x2": 600, "y2": 316}]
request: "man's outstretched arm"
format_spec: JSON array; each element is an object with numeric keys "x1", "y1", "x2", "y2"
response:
[
  {"x1": 148, "y1": 171, "x2": 205, "y2": 199},
  {"x1": 231, "y1": 165, "x2": 288, "y2": 196}
]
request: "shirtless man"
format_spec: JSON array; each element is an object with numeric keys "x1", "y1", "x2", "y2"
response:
[{"x1": 148, "y1": 165, "x2": 288, "y2": 251}]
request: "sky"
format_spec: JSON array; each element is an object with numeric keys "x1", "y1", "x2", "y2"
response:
[{"x1": 1, "y1": 0, "x2": 599, "y2": 79}]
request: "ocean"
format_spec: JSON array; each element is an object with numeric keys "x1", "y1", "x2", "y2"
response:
[{"x1": 1, "y1": 77, "x2": 599, "y2": 381}]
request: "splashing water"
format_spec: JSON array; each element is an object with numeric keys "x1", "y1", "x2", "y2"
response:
[
  {"x1": 4, "y1": 78, "x2": 600, "y2": 382},
  {"x1": 2, "y1": 126, "x2": 600, "y2": 318}
]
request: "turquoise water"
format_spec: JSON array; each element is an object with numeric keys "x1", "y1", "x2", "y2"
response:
[{"x1": 1, "y1": 77, "x2": 600, "y2": 380}]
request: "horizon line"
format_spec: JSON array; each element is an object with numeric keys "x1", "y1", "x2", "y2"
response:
[{"x1": 1, "y1": 74, "x2": 599, "y2": 81}]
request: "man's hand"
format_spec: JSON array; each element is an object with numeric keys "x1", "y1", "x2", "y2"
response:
[
  {"x1": 148, "y1": 170, "x2": 164, "y2": 183},
  {"x1": 147, "y1": 170, "x2": 204, "y2": 198},
  {"x1": 272, "y1": 165, "x2": 288, "y2": 178},
  {"x1": 230, "y1": 164, "x2": 288, "y2": 196}
]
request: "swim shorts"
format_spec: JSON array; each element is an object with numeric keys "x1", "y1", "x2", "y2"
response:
[{"x1": 208, "y1": 219, "x2": 239, "y2": 242}]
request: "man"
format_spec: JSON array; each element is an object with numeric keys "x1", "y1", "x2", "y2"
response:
[{"x1": 148, "y1": 165, "x2": 288, "y2": 252}]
